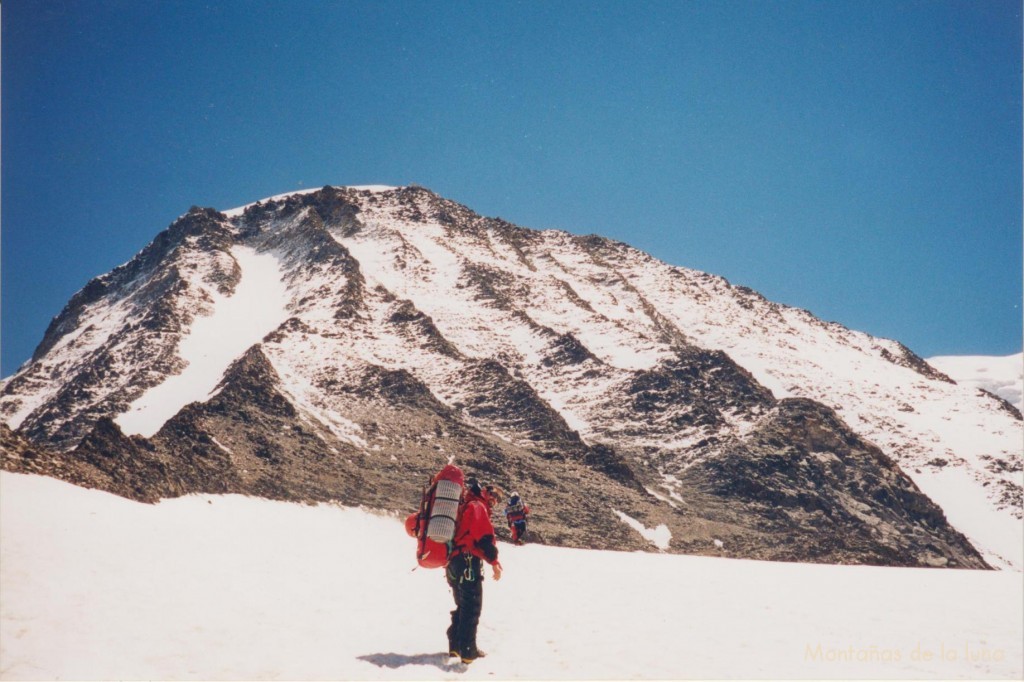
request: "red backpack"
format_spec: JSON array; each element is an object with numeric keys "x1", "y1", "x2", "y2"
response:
[{"x1": 406, "y1": 464, "x2": 465, "y2": 569}]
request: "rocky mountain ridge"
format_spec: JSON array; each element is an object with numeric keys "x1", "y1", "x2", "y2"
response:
[{"x1": 2, "y1": 185, "x2": 1020, "y2": 568}]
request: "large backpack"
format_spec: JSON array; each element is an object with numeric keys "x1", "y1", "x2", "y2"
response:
[{"x1": 411, "y1": 464, "x2": 465, "y2": 569}]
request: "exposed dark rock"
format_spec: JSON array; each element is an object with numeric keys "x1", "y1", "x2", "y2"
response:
[
  {"x1": 676, "y1": 399, "x2": 988, "y2": 568},
  {"x1": 360, "y1": 365, "x2": 455, "y2": 414},
  {"x1": 459, "y1": 359, "x2": 587, "y2": 457},
  {"x1": 542, "y1": 333, "x2": 599, "y2": 368},
  {"x1": 882, "y1": 343, "x2": 955, "y2": 384},
  {"x1": 387, "y1": 300, "x2": 463, "y2": 358},
  {"x1": 582, "y1": 443, "x2": 644, "y2": 492},
  {"x1": 460, "y1": 263, "x2": 528, "y2": 309},
  {"x1": 72, "y1": 418, "x2": 172, "y2": 503},
  {"x1": 307, "y1": 186, "x2": 365, "y2": 235},
  {"x1": 237, "y1": 201, "x2": 366, "y2": 319},
  {"x1": 978, "y1": 388, "x2": 1023, "y2": 421},
  {"x1": 628, "y1": 347, "x2": 774, "y2": 432},
  {"x1": 33, "y1": 207, "x2": 236, "y2": 362},
  {"x1": 206, "y1": 346, "x2": 296, "y2": 420},
  {"x1": 6, "y1": 208, "x2": 240, "y2": 450},
  {"x1": 1, "y1": 423, "x2": 116, "y2": 493}
]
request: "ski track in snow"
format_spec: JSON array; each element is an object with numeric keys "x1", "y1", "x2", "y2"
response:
[
  {"x1": 1, "y1": 472, "x2": 1020, "y2": 681},
  {"x1": 115, "y1": 246, "x2": 290, "y2": 438}
]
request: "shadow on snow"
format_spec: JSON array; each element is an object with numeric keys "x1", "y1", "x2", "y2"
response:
[{"x1": 357, "y1": 652, "x2": 465, "y2": 672}]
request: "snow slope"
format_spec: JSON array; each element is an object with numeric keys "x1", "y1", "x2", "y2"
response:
[
  {"x1": 927, "y1": 353, "x2": 1023, "y2": 412},
  {"x1": 115, "y1": 246, "x2": 291, "y2": 437},
  {"x1": 2, "y1": 472, "x2": 1020, "y2": 681}
]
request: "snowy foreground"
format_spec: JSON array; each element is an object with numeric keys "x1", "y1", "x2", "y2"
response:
[{"x1": 1, "y1": 473, "x2": 1021, "y2": 681}]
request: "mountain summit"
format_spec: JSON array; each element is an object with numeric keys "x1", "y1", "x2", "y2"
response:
[{"x1": 2, "y1": 185, "x2": 1019, "y2": 568}]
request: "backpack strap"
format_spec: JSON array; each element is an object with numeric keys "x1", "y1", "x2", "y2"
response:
[
  {"x1": 450, "y1": 496, "x2": 470, "y2": 555},
  {"x1": 415, "y1": 478, "x2": 437, "y2": 556}
]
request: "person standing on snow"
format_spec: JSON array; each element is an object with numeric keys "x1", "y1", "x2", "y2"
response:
[
  {"x1": 446, "y1": 478, "x2": 503, "y2": 664},
  {"x1": 504, "y1": 491, "x2": 530, "y2": 544}
]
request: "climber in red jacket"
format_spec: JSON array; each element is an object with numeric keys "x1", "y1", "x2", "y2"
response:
[
  {"x1": 504, "y1": 491, "x2": 531, "y2": 544},
  {"x1": 446, "y1": 478, "x2": 502, "y2": 663}
]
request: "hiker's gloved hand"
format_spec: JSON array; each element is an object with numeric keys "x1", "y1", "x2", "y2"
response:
[{"x1": 492, "y1": 562, "x2": 503, "y2": 581}]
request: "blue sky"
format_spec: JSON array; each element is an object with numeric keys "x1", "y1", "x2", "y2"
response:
[{"x1": 2, "y1": 0, "x2": 1021, "y2": 377}]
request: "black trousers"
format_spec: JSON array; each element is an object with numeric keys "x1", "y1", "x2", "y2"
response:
[{"x1": 445, "y1": 553, "x2": 484, "y2": 659}]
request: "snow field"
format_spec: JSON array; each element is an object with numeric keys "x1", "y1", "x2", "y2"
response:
[
  {"x1": 927, "y1": 353, "x2": 1023, "y2": 412},
  {"x1": 115, "y1": 246, "x2": 291, "y2": 438},
  {"x1": 2, "y1": 472, "x2": 1020, "y2": 680}
]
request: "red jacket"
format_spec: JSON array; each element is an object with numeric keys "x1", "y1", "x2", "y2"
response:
[{"x1": 452, "y1": 493, "x2": 500, "y2": 565}]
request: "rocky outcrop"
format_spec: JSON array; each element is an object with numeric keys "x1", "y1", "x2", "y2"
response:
[
  {"x1": 629, "y1": 348, "x2": 774, "y2": 431},
  {"x1": 32, "y1": 207, "x2": 236, "y2": 362},
  {"x1": 880, "y1": 342, "x2": 955, "y2": 384},
  {"x1": 3, "y1": 207, "x2": 240, "y2": 448},
  {"x1": 675, "y1": 400, "x2": 988, "y2": 568}
]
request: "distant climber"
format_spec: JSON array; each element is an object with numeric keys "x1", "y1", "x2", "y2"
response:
[{"x1": 504, "y1": 491, "x2": 530, "y2": 544}]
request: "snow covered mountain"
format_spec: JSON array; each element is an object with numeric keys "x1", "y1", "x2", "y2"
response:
[{"x1": 1, "y1": 185, "x2": 1020, "y2": 568}]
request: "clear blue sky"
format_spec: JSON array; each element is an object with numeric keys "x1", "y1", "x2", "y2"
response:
[{"x1": 2, "y1": 0, "x2": 1021, "y2": 377}]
